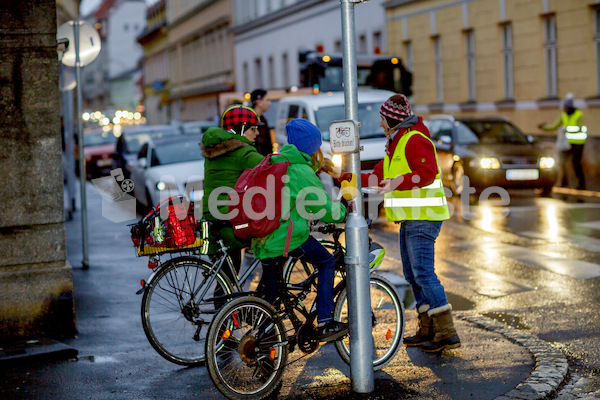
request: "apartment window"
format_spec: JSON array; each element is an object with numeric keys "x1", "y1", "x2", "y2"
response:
[
  {"x1": 594, "y1": 9, "x2": 600, "y2": 95},
  {"x1": 373, "y1": 31, "x2": 382, "y2": 53},
  {"x1": 543, "y1": 15, "x2": 558, "y2": 98},
  {"x1": 404, "y1": 40, "x2": 413, "y2": 71},
  {"x1": 255, "y1": 58, "x2": 263, "y2": 88},
  {"x1": 358, "y1": 34, "x2": 367, "y2": 53},
  {"x1": 501, "y1": 23, "x2": 514, "y2": 100},
  {"x1": 243, "y1": 62, "x2": 249, "y2": 93},
  {"x1": 465, "y1": 30, "x2": 476, "y2": 101},
  {"x1": 433, "y1": 36, "x2": 443, "y2": 103},
  {"x1": 268, "y1": 56, "x2": 275, "y2": 89},
  {"x1": 282, "y1": 53, "x2": 289, "y2": 87},
  {"x1": 334, "y1": 40, "x2": 342, "y2": 53}
]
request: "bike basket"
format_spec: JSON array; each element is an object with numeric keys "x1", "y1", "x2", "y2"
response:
[{"x1": 129, "y1": 196, "x2": 210, "y2": 256}]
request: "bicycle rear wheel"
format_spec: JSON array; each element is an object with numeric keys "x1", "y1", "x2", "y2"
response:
[
  {"x1": 333, "y1": 274, "x2": 404, "y2": 371},
  {"x1": 141, "y1": 256, "x2": 233, "y2": 366},
  {"x1": 205, "y1": 296, "x2": 288, "y2": 400}
]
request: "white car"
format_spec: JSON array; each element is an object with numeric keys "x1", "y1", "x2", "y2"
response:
[
  {"x1": 130, "y1": 135, "x2": 204, "y2": 209},
  {"x1": 275, "y1": 89, "x2": 394, "y2": 214}
]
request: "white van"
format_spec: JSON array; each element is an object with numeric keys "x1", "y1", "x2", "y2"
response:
[{"x1": 275, "y1": 89, "x2": 394, "y2": 203}]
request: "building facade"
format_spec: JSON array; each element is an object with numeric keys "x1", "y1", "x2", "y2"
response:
[
  {"x1": 232, "y1": 0, "x2": 388, "y2": 93},
  {"x1": 166, "y1": 0, "x2": 234, "y2": 122},
  {"x1": 82, "y1": 0, "x2": 146, "y2": 111},
  {"x1": 384, "y1": 0, "x2": 600, "y2": 135},
  {"x1": 138, "y1": 0, "x2": 170, "y2": 124}
]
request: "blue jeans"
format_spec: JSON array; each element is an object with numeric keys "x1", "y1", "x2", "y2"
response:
[
  {"x1": 399, "y1": 220, "x2": 448, "y2": 311},
  {"x1": 260, "y1": 236, "x2": 335, "y2": 324}
]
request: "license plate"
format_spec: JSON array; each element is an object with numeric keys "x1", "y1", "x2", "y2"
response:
[
  {"x1": 97, "y1": 159, "x2": 112, "y2": 167},
  {"x1": 506, "y1": 169, "x2": 539, "y2": 181}
]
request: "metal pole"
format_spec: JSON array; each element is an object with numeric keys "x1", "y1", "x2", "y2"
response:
[
  {"x1": 74, "y1": 21, "x2": 89, "y2": 269},
  {"x1": 340, "y1": 0, "x2": 373, "y2": 393}
]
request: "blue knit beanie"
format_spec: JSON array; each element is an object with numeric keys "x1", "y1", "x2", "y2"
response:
[{"x1": 286, "y1": 119, "x2": 322, "y2": 155}]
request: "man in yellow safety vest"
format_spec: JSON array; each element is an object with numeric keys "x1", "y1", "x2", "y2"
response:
[
  {"x1": 538, "y1": 95, "x2": 586, "y2": 190},
  {"x1": 344, "y1": 93, "x2": 461, "y2": 352}
]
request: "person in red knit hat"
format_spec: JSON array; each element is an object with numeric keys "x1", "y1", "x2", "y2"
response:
[{"x1": 342, "y1": 93, "x2": 461, "y2": 352}]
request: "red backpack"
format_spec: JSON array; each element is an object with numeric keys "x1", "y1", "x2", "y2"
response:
[{"x1": 229, "y1": 154, "x2": 295, "y2": 255}]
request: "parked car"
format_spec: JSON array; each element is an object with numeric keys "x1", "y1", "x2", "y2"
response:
[
  {"x1": 129, "y1": 135, "x2": 204, "y2": 208},
  {"x1": 275, "y1": 89, "x2": 394, "y2": 197},
  {"x1": 81, "y1": 129, "x2": 118, "y2": 179},
  {"x1": 112, "y1": 125, "x2": 180, "y2": 179},
  {"x1": 179, "y1": 120, "x2": 219, "y2": 135},
  {"x1": 423, "y1": 115, "x2": 557, "y2": 196}
]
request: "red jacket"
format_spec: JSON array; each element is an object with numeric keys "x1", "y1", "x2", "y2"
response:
[{"x1": 342, "y1": 117, "x2": 438, "y2": 191}]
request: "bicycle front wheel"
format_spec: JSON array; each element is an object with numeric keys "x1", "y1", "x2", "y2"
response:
[
  {"x1": 205, "y1": 296, "x2": 288, "y2": 400},
  {"x1": 333, "y1": 274, "x2": 405, "y2": 371},
  {"x1": 141, "y1": 256, "x2": 233, "y2": 366}
]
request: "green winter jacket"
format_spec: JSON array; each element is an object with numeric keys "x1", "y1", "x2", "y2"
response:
[
  {"x1": 201, "y1": 127, "x2": 264, "y2": 249},
  {"x1": 252, "y1": 144, "x2": 346, "y2": 260}
]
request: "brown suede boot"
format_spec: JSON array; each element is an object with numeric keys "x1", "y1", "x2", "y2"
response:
[
  {"x1": 404, "y1": 311, "x2": 434, "y2": 347},
  {"x1": 421, "y1": 309, "x2": 461, "y2": 352}
]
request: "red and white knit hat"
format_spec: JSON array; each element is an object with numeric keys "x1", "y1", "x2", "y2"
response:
[{"x1": 380, "y1": 94, "x2": 412, "y2": 128}]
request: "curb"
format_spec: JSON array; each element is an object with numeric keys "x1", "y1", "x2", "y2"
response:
[{"x1": 456, "y1": 311, "x2": 568, "y2": 400}]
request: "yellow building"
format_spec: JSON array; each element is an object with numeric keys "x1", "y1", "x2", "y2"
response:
[
  {"x1": 385, "y1": 0, "x2": 600, "y2": 136},
  {"x1": 139, "y1": 0, "x2": 170, "y2": 124},
  {"x1": 166, "y1": 0, "x2": 234, "y2": 121}
]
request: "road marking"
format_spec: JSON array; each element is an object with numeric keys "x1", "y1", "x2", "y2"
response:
[
  {"x1": 453, "y1": 241, "x2": 600, "y2": 280},
  {"x1": 437, "y1": 259, "x2": 535, "y2": 298},
  {"x1": 519, "y1": 231, "x2": 600, "y2": 253}
]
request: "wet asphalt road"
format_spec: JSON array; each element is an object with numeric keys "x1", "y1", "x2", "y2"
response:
[
  {"x1": 369, "y1": 189, "x2": 600, "y2": 388},
  {"x1": 2, "y1": 184, "x2": 599, "y2": 399}
]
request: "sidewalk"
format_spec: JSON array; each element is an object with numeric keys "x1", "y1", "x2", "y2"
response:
[{"x1": 0, "y1": 182, "x2": 572, "y2": 400}]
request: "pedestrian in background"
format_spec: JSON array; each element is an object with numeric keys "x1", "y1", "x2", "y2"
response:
[
  {"x1": 344, "y1": 93, "x2": 461, "y2": 352},
  {"x1": 250, "y1": 89, "x2": 274, "y2": 156},
  {"x1": 538, "y1": 94, "x2": 587, "y2": 190}
]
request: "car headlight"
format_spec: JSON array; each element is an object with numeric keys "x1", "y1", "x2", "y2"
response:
[
  {"x1": 332, "y1": 154, "x2": 343, "y2": 168},
  {"x1": 479, "y1": 157, "x2": 501, "y2": 169},
  {"x1": 156, "y1": 181, "x2": 176, "y2": 191},
  {"x1": 540, "y1": 157, "x2": 555, "y2": 169}
]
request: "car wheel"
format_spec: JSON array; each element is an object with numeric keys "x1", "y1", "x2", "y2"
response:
[{"x1": 451, "y1": 163, "x2": 465, "y2": 196}]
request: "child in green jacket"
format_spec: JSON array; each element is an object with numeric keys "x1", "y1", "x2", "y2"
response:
[{"x1": 254, "y1": 119, "x2": 347, "y2": 343}]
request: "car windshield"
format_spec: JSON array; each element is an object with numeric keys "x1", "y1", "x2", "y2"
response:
[
  {"x1": 151, "y1": 138, "x2": 204, "y2": 166},
  {"x1": 315, "y1": 102, "x2": 385, "y2": 140},
  {"x1": 461, "y1": 120, "x2": 529, "y2": 145},
  {"x1": 124, "y1": 129, "x2": 178, "y2": 154},
  {"x1": 83, "y1": 132, "x2": 116, "y2": 146}
]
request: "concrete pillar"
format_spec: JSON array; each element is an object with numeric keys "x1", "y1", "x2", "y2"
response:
[{"x1": 0, "y1": 1, "x2": 75, "y2": 339}]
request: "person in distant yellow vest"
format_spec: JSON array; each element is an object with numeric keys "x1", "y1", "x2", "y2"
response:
[
  {"x1": 539, "y1": 96, "x2": 586, "y2": 190},
  {"x1": 375, "y1": 94, "x2": 460, "y2": 352}
]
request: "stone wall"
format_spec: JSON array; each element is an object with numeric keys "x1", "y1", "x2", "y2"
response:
[{"x1": 0, "y1": 1, "x2": 75, "y2": 340}]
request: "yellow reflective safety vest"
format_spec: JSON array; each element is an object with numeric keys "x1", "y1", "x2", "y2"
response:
[
  {"x1": 561, "y1": 110, "x2": 587, "y2": 145},
  {"x1": 383, "y1": 130, "x2": 450, "y2": 221}
]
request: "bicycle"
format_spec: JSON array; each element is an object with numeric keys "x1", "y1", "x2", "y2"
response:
[
  {"x1": 135, "y1": 219, "x2": 339, "y2": 367},
  {"x1": 204, "y1": 224, "x2": 405, "y2": 400}
]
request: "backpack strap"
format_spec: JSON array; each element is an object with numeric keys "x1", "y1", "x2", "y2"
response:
[{"x1": 266, "y1": 152, "x2": 294, "y2": 257}]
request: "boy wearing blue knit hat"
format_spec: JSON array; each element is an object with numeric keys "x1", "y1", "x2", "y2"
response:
[{"x1": 253, "y1": 119, "x2": 348, "y2": 342}]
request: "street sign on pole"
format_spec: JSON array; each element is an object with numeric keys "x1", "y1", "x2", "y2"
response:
[
  {"x1": 329, "y1": 120, "x2": 360, "y2": 154},
  {"x1": 338, "y1": 0, "x2": 374, "y2": 393},
  {"x1": 58, "y1": 20, "x2": 101, "y2": 270}
]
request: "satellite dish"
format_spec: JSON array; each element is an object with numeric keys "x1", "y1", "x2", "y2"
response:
[{"x1": 57, "y1": 20, "x2": 101, "y2": 68}]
